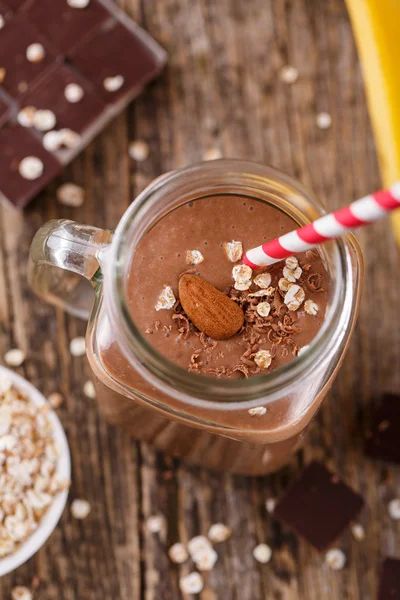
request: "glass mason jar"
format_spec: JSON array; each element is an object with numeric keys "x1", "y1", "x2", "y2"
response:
[{"x1": 29, "y1": 160, "x2": 363, "y2": 476}]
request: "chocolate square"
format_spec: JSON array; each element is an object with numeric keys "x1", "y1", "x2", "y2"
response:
[
  {"x1": 20, "y1": 63, "x2": 106, "y2": 134},
  {"x1": 274, "y1": 461, "x2": 364, "y2": 551},
  {"x1": 0, "y1": 124, "x2": 62, "y2": 208},
  {"x1": 0, "y1": 15, "x2": 58, "y2": 99},
  {"x1": 70, "y1": 19, "x2": 163, "y2": 102},
  {"x1": 365, "y1": 394, "x2": 400, "y2": 465},
  {"x1": 378, "y1": 558, "x2": 400, "y2": 600},
  {"x1": 22, "y1": 0, "x2": 110, "y2": 55}
]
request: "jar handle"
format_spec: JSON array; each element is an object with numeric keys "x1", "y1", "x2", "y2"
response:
[{"x1": 28, "y1": 219, "x2": 113, "y2": 320}]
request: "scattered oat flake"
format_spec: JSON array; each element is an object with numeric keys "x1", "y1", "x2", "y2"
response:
[
  {"x1": 33, "y1": 109, "x2": 56, "y2": 132},
  {"x1": 69, "y1": 336, "x2": 86, "y2": 357},
  {"x1": 168, "y1": 542, "x2": 188, "y2": 564},
  {"x1": 265, "y1": 498, "x2": 276, "y2": 514},
  {"x1": 60, "y1": 128, "x2": 81, "y2": 149},
  {"x1": 146, "y1": 514, "x2": 165, "y2": 533},
  {"x1": 17, "y1": 106, "x2": 36, "y2": 127},
  {"x1": 203, "y1": 147, "x2": 222, "y2": 161},
  {"x1": 223, "y1": 240, "x2": 243, "y2": 263},
  {"x1": 351, "y1": 523, "x2": 365, "y2": 541},
  {"x1": 284, "y1": 284, "x2": 305, "y2": 311},
  {"x1": 186, "y1": 249, "x2": 204, "y2": 265},
  {"x1": 11, "y1": 587, "x2": 33, "y2": 600},
  {"x1": 278, "y1": 277, "x2": 291, "y2": 292},
  {"x1": 388, "y1": 499, "x2": 400, "y2": 520},
  {"x1": 155, "y1": 285, "x2": 176, "y2": 311},
  {"x1": 304, "y1": 299, "x2": 319, "y2": 316},
  {"x1": 208, "y1": 523, "x2": 231, "y2": 543},
  {"x1": 285, "y1": 256, "x2": 298, "y2": 270},
  {"x1": 83, "y1": 380, "x2": 96, "y2": 399},
  {"x1": 179, "y1": 572, "x2": 204, "y2": 595},
  {"x1": 128, "y1": 140, "x2": 149, "y2": 162},
  {"x1": 0, "y1": 15, "x2": 4, "y2": 30},
  {"x1": 194, "y1": 547, "x2": 218, "y2": 571},
  {"x1": 280, "y1": 65, "x2": 299, "y2": 84},
  {"x1": 249, "y1": 287, "x2": 275, "y2": 298},
  {"x1": 317, "y1": 112, "x2": 332, "y2": 130},
  {"x1": 232, "y1": 264, "x2": 252, "y2": 284},
  {"x1": 19, "y1": 156, "x2": 43, "y2": 180},
  {"x1": 257, "y1": 302, "x2": 271, "y2": 318},
  {"x1": 234, "y1": 280, "x2": 251, "y2": 291},
  {"x1": 57, "y1": 183, "x2": 85, "y2": 207},
  {"x1": 4, "y1": 348, "x2": 25, "y2": 367},
  {"x1": 283, "y1": 264, "x2": 302, "y2": 282},
  {"x1": 71, "y1": 499, "x2": 91, "y2": 520},
  {"x1": 248, "y1": 406, "x2": 267, "y2": 417},
  {"x1": 68, "y1": 0, "x2": 90, "y2": 6},
  {"x1": 104, "y1": 75, "x2": 124, "y2": 92},
  {"x1": 325, "y1": 548, "x2": 346, "y2": 570},
  {"x1": 253, "y1": 543, "x2": 272, "y2": 564},
  {"x1": 254, "y1": 272, "x2": 272, "y2": 288},
  {"x1": 43, "y1": 130, "x2": 63, "y2": 151},
  {"x1": 26, "y1": 43, "x2": 45, "y2": 63},
  {"x1": 254, "y1": 350, "x2": 272, "y2": 369},
  {"x1": 48, "y1": 392, "x2": 63, "y2": 409},
  {"x1": 65, "y1": 83, "x2": 84, "y2": 103},
  {"x1": 188, "y1": 535, "x2": 212, "y2": 558}
]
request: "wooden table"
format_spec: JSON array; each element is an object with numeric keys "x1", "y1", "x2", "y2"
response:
[{"x1": 1, "y1": 0, "x2": 399, "y2": 598}]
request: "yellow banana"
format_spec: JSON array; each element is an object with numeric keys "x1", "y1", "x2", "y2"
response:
[{"x1": 346, "y1": 0, "x2": 400, "y2": 243}]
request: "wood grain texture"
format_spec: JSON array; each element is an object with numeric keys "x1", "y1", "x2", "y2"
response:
[{"x1": 1, "y1": 0, "x2": 399, "y2": 598}]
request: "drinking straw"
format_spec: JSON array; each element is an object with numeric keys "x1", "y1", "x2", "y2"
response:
[{"x1": 243, "y1": 183, "x2": 400, "y2": 268}]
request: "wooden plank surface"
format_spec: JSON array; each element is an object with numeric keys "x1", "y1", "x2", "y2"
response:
[{"x1": 1, "y1": 0, "x2": 399, "y2": 598}]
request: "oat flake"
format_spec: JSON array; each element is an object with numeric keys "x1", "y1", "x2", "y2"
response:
[
  {"x1": 67, "y1": 0, "x2": 90, "y2": 6},
  {"x1": 103, "y1": 75, "x2": 124, "y2": 92},
  {"x1": 388, "y1": 498, "x2": 400, "y2": 520},
  {"x1": 64, "y1": 83, "x2": 84, "y2": 103},
  {"x1": 188, "y1": 535, "x2": 212, "y2": 558},
  {"x1": 325, "y1": 548, "x2": 346, "y2": 570},
  {"x1": 194, "y1": 547, "x2": 218, "y2": 571},
  {"x1": 208, "y1": 523, "x2": 231, "y2": 543},
  {"x1": 17, "y1": 106, "x2": 36, "y2": 128},
  {"x1": 71, "y1": 498, "x2": 91, "y2": 520},
  {"x1": 0, "y1": 15, "x2": 5, "y2": 30},
  {"x1": 223, "y1": 240, "x2": 243, "y2": 263},
  {"x1": 57, "y1": 183, "x2": 85, "y2": 207},
  {"x1": 257, "y1": 302, "x2": 271, "y2": 318},
  {"x1": 351, "y1": 523, "x2": 365, "y2": 541},
  {"x1": 48, "y1": 392, "x2": 63, "y2": 409},
  {"x1": 179, "y1": 572, "x2": 204, "y2": 595},
  {"x1": 168, "y1": 542, "x2": 188, "y2": 564},
  {"x1": 304, "y1": 299, "x2": 319, "y2": 316},
  {"x1": 19, "y1": 157, "x2": 43, "y2": 181},
  {"x1": 248, "y1": 406, "x2": 267, "y2": 417},
  {"x1": 69, "y1": 337, "x2": 86, "y2": 357},
  {"x1": 146, "y1": 514, "x2": 165, "y2": 533},
  {"x1": 265, "y1": 498, "x2": 276, "y2": 514},
  {"x1": 232, "y1": 264, "x2": 252, "y2": 284},
  {"x1": 254, "y1": 272, "x2": 272, "y2": 288},
  {"x1": 280, "y1": 65, "x2": 299, "y2": 84},
  {"x1": 317, "y1": 112, "x2": 332, "y2": 130},
  {"x1": 33, "y1": 109, "x2": 56, "y2": 132},
  {"x1": 128, "y1": 140, "x2": 149, "y2": 162},
  {"x1": 253, "y1": 543, "x2": 272, "y2": 564},
  {"x1": 186, "y1": 249, "x2": 204, "y2": 265},
  {"x1": 26, "y1": 43, "x2": 45, "y2": 63},
  {"x1": 83, "y1": 380, "x2": 96, "y2": 399},
  {"x1": 254, "y1": 350, "x2": 272, "y2": 369},
  {"x1": 155, "y1": 286, "x2": 176, "y2": 311},
  {"x1": 284, "y1": 284, "x2": 305, "y2": 311},
  {"x1": 11, "y1": 587, "x2": 33, "y2": 600},
  {"x1": 4, "y1": 348, "x2": 25, "y2": 367}
]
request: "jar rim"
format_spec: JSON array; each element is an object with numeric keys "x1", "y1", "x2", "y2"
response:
[{"x1": 104, "y1": 159, "x2": 360, "y2": 410}]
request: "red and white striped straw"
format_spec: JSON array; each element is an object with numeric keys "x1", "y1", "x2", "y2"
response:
[{"x1": 243, "y1": 182, "x2": 400, "y2": 268}]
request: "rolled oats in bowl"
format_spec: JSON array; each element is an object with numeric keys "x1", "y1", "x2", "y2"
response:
[{"x1": 0, "y1": 367, "x2": 70, "y2": 576}]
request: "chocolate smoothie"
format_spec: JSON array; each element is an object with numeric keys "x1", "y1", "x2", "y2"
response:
[
  {"x1": 127, "y1": 195, "x2": 328, "y2": 377},
  {"x1": 90, "y1": 194, "x2": 333, "y2": 475}
]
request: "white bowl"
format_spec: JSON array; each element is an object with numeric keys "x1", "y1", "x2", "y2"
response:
[{"x1": 0, "y1": 366, "x2": 71, "y2": 577}]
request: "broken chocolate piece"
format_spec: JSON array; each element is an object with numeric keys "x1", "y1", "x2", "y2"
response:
[
  {"x1": 70, "y1": 19, "x2": 163, "y2": 102},
  {"x1": 0, "y1": 124, "x2": 62, "y2": 208},
  {"x1": 378, "y1": 558, "x2": 400, "y2": 600},
  {"x1": 365, "y1": 394, "x2": 400, "y2": 465},
  {"x1": 20, "y1": 63, "x2": 106, "y2": 135},
  {"x1": 0, "y1": 15, "x2": 58, "y2": 98},
  {"x1": 274, "y1": 461, "x2": 364, "y2": 551},
  {"x1": 22, "y1": 0, "x2": 110, "y2": 54}
]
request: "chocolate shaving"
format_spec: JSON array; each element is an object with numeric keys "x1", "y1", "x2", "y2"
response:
[
  {"x1": 305, "y1": 249, "x2": 319, "y2": 261},
  {"x1": 307, "y1": 272, "x2": 324, "y2": 292}
]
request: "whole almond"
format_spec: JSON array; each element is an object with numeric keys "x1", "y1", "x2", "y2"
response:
[{"x1": 179, "y1": 275, "x2": 244, "y2": 340}]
